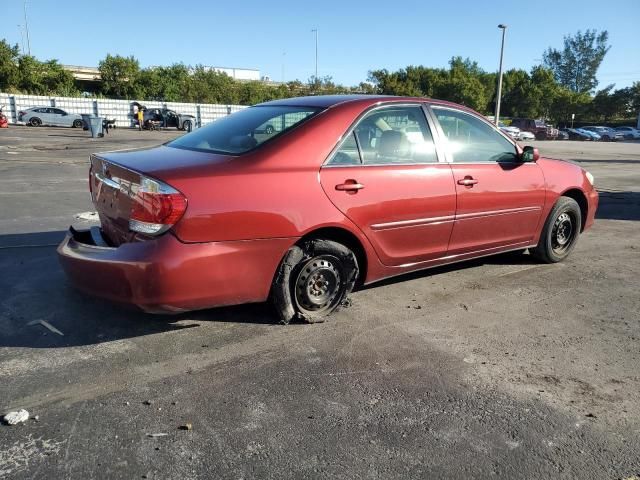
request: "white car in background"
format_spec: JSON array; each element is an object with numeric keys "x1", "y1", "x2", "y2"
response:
[
  {"x1": 498, "y1": 122, "x2": 521, "y2": 140},
  {"x1": 18, "y1": 106, "x2": 84, "y2": 128},
  {"x1": 615, "y1": 126, "x2": 640, "y2": 140},
  {"x1": 518, "y1": 130, "x2": 535, "y2": 141}
]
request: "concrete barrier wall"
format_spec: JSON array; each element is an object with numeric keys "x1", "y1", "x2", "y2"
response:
[{"x1": 0, "y1": 92, "x2": 247, "y2": 128}]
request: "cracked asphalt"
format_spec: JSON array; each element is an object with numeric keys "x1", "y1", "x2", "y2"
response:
[{"x1": 1, "y1": 126, "x2": 639, "y2": 479}]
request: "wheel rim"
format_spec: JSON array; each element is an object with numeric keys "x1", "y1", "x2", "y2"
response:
[
  {"x1": 294, "y1": 255, "x2": 342, "y2": 315},
  {"x1": 551, "y1": 211, "x2": 575, "y2": 254},
  {"x1": 31, "y1": 118, "x2": 40, "y2": 126}
]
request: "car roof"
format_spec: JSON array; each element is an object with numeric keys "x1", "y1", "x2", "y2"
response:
[{"x1": 257, "y1": 94, "x2": 467, "y2": 111}]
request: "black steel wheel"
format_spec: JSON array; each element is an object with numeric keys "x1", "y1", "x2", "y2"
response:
[
  {"x1": 531, "y1": 196, "x2": 582, "y2": 263},
  {"x1": 293, "y1": 255, "x2": 342, "y2": 317},
  {"x1": 270, "y1": 239, "x2": 359, "y2": 324}
]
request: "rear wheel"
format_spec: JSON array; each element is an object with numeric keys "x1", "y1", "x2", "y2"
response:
[
  {"x1": 29, "y1": 117, "x2": 42, "y2": 127},
  {"x1": 531, "y1": 196, "x2": 582, "y2": 263},
  {"x1": 270, "y1": 239, "x2": 359, "y2": 324},
  {"x1": 265, "y1": 125, "x2": 275, "y2": 134}
]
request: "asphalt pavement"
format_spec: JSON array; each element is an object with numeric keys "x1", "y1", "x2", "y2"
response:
[{"x1": 1, "y1": 126, "x2": 639, "y2": 479}]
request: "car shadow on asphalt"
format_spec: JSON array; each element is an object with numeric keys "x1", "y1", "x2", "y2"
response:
[
  {"x1": 570, "y1": 158, "x2": 640, "y2": 165},
  {"x1": 595, "y1": 190, "x2": 640, "y2": 221},
  {"x1": 0, "y1": 231, "x2": 279, "y2": 349}
]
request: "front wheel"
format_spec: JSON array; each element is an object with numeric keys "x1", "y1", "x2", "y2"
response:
[
  {"x1": 72, "y1": 119, "x2": 83, "y2": 128},
  {"x1": 270, "y1": 239, "x2": 359, "y2": 324},
  {"x1": 183, "y1": 120, "x2": 192, "y2": 132},
  {"x1": 531, "y1": 196, "x2": 582, "y2": 263}
]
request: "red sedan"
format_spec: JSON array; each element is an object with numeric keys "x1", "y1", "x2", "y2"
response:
[{"x1": 58, "y1": 95, "x2": 598, "y2": 322}]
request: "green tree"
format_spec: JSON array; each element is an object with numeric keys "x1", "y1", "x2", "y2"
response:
[
  {"x1": 138, "y1": 64, "x2": 190, "y2": 101},
  {"x1": 626, "y1": 81, "x2": 640, "y2": 117},
  {"x1": 439, "y1": 57, "x2": 491, "y2": 112},
  {"x1": 183, "y1": 66, "x2": 238, "y2": 104},
  {"x1": 0, "y1": 40, "x2": 20, "y2": 91},
  {"x1": 98, "y1": 54, "x2": 141, "y2": 98},
  {"x1": 591, "y1": 85, "x2": 631, "y2": 121},
  {"x1": 543, "y1": 29, "x2": 610, "y2": 93}
]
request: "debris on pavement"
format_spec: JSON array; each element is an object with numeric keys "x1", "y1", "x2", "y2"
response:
[
  {"x1": 146, "y1": 433, "x2": 168, "y2": 438},
  {"x1": 179, "y1": 423, "x2": 193, "y2": 431},
  {"x1": 3, "y1": 409, "x2": 30, "y2": 425},
  {"x1": 27, "y1": 319, "x2": 64, "y2": 336}
]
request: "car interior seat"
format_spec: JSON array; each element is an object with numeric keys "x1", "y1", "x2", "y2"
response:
[{"x1": 377, "y1": 130, "x2": 410, "y2": 161}]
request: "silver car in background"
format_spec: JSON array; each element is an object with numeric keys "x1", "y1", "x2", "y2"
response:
[
  {"x1": 615, "y1": 126, "x2": 640, "y2": 140},
  {"x1": 582, "y1": 126, "x2": 624, "y2": 142},
  {"x1": 18, "y1": 107, "x2": 84, "y2": 128}
]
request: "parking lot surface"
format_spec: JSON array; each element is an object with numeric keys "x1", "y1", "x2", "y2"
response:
[{"x1": 1, "y1": 126, "x2": 639, "y2": 479}]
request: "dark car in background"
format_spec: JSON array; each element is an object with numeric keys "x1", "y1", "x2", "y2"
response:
[
  {"x1": 143, "y1": 108, "x2": 196, "y2": 130},
  {"x1": 511, "y1": 118, "x2": 559, "y2": 140},
  {"x1": 560, "y1": 128, "x2": 593, "y2": 141}
]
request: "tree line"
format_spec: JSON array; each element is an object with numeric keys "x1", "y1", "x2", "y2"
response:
[{"x1": 1, "y1": 30, "x2": 638, "y2": 125}]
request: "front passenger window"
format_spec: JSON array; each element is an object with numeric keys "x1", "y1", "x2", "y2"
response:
[{"x1": 432, "y1": 108, "x2": 518, "y2": 163}]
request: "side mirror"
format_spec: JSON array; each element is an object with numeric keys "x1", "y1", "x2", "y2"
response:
[{"x1": 522, "y1": 145, "x2": 539, "y2": 162}]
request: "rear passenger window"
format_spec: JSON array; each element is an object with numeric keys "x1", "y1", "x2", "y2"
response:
[
  {"x1": 327, "y1": 132, "x2": 361, "y2": 165},
  {"x1": 432, "y1": 107, "x2": 517, "y2": 163},
  {"x1": 356, "y1": 106, "x2": 437, "y2": 164}
]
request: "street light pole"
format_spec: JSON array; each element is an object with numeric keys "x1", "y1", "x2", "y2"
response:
[
  {"x1": 495, "y1": 24, "x2": 507, "y2": 126},
  {"x1": 23, "y1": 0, "x2": 32, "y2": 56},
  {"x1": 311, "y1": 29, "x2": 318, "y2": 83},
  {"x1": 17, "y1": 25, "x2": 25, "y2": 55}
]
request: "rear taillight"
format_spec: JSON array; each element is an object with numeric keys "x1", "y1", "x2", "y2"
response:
[{"x1": 129, "y1": 177, "x2": 187, "y2": 235}]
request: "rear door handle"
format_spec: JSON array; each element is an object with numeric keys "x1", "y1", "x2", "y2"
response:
[
  {"x1": 335, "y1": 180, "x2": 365, "y2": 193},
  {"x1": 457, "y1": 177, "x2": 478, "y2": 187}
]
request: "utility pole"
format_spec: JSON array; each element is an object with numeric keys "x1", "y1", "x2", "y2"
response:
[
  {"x1": 495, "y1": 24, "x2": 507, "y2": 126},
  {"x1": 311, "y1": 29, "x2": 318, "y2": 84},
  {"x1": 282, "y1": 51, "x2": 286, "y2": 83},
  {"x1": 17, "y1": 25, "x2": 25, "y2": 54},
  {"x1": 24, "y1": 0, "x2": 32, "y2": 56}
]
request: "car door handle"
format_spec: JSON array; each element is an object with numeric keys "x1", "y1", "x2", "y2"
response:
[
  {"x1": 457, "y1": 177, "x2": 478, "y2": 187},
  {"x1": 335, "y1": 180, "x2": 365, "y2": 192}
]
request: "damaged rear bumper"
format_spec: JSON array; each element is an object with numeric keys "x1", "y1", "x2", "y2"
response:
[{"x1": 57, "y1": 226, "x2": 295, "y2": 313}]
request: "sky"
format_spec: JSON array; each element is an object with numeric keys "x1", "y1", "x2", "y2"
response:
[{"x1": 3, "y1": 0, "x2": 639, "y2": 89}]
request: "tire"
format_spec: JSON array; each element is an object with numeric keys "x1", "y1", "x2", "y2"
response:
[
  {"x1": 531, "y1": 196, "x2": 582, "y2": 263},
  {"x1": 183, "y1": 120, "x2": 192, "y2": 132},
  {"x1": 29, "y1": 117, "x2": 42, "y2": 127},
  {"x1": 265, "y1": 125, "x2": 274, "y2": 134},
  {"x1": 270, "y1": 239, "x2": 359, "y2": 324},
  {"x1": 72, "y1": 119, "x2": 83, "y2": 128}
]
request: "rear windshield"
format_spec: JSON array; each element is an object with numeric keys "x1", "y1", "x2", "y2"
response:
[{"x1": 167, "y1": 105, "x2": 322, "y2": 155}]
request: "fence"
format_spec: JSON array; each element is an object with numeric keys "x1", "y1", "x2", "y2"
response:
[{"x1": 0, "y1": 92, "x2": 247, "y2": 128}]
